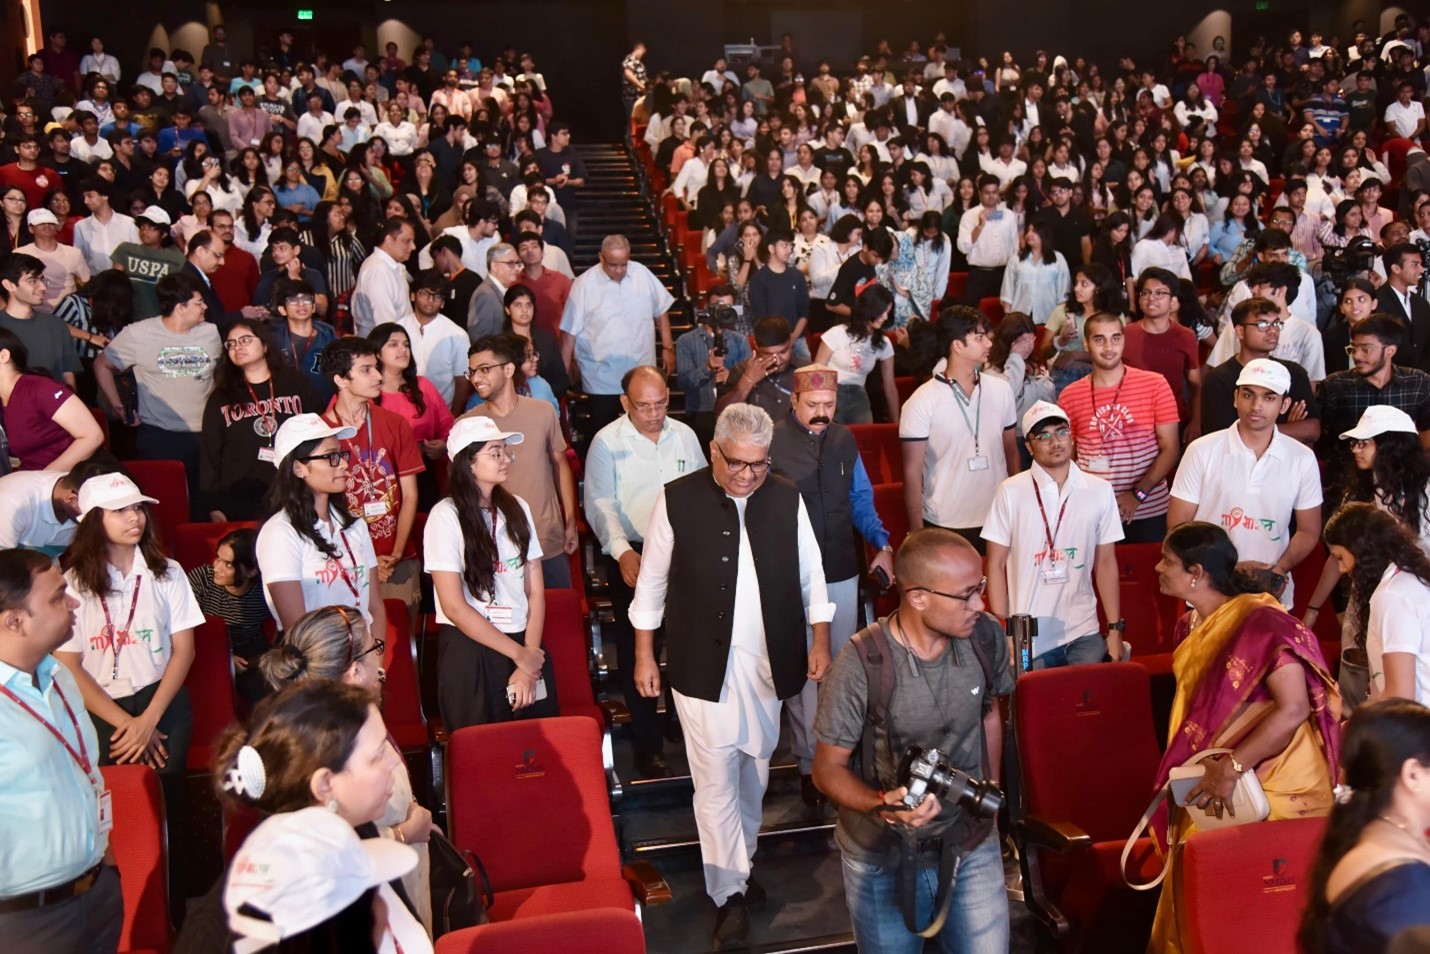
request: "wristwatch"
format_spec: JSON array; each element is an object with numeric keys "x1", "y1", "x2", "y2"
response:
[
  {"x1": 1106, "y1": 619, "x2": 1126, "y2": 632},
  {"x1": 880, "y1": 545, "x2": 893, "y2": 553},
  {"x1": 1132, "y1": 488, "x2": 1149, "y2": 503}
]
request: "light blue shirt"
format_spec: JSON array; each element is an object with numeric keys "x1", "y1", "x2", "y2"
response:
[
  {"x1": 560, "y1": 260, "x2": 675, "y2": 396},
  {"x1": 584, "y1": 414, "x2": 708, "y2": 558},
  {"x1": 0, "y1": 656, "x2": 106, "y2": 896}
]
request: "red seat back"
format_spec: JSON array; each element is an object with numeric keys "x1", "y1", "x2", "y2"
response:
[
  {"x1": 382, "y1": 599, "x2": 429, "y2": 751},
  {"x1": 1016, "y1": 663, "x2": 1162, "y2": 843},
  {"x1": 946, "y1": 272, "x2": 969, "y2": 301},
  {"x1": 100, "y1": 764, "x2": 171, "y2": 953},
  {"x1": 172, "y1": 521, "x2": 259, "y2": 573},
  {"x1": 446, "y1": 717, "x2": 622, "y2": 892},
  {"x1": 1183, "y1": 817, "x2": 1327, "y2": 954},
  {"x1": 90, "y1": 406, "x2": 111, "y2": 448},
  {"x1": 871, "y1": 481, "x2": 910, "y2": 551},
  {"x1": 185, "y1": 616, "x2": 238, "y2": 772},
  {"x1": 434, "y1": 908, "x2": 645, "y2": 954},
  {"x1": 977, "y1": 297, "x2": 1005, "y2": 325},
  {"x1": 544, "y1": 588, "x2": 604, "y2": 726},
  {"x1": 848, "y1": 423, "x2": 902, "y2": 485},
  {"x1": 1383, "y1": 138, "x2": 1414, "y2": 185},
  {"x1": 124, "y1": 460, "x2": 189, "y2": 553},
  {"x1": 1107, "y1": 542, "x2": 1184, "y2": 656}
]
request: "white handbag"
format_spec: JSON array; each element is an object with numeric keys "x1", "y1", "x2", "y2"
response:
[{"x1": 1121, "y1": 748, "x2": 1271, "y2": 890}]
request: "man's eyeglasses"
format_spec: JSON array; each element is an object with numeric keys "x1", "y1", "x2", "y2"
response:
[
  {"x1": 1345, "y1": 343, "x2": 1382, "y2": 356},
  {"x1": 300, "y1": 449, "x2": 350, "y2": 467},
  {"x1": 1028, "y1": 427, "x2": 1072, "y2": 444},
  {"x1": 907, "y1": 577, "x2": 988, "y2": 602},
  {"x1": 491, "y1": 257, "x2": 521, "y2": 268},
  {"x1": 1240, "y1": 319, "x2": 1285, "y2": 332},
  {"x1": 1138, "y1": 289, "x2": 1172, "y2": 300},
  {"x1": 630, "y1": 400, "x2": 669, "y2": 413},
  {"x1": 223, "y1": 335, "x2": 259, "y2": 351},
  {"x1": 714, "y1": 444, "x2": 771, "y2": 475},
  {"x1": 468, "y1": 361, "x2": 513, "y2": 377},
  {"x1": 284, "y1": 294, "x2": 315, "y2": 306}
]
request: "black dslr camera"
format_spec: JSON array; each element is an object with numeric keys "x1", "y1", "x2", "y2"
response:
[
  {"x1": 896, "y1": 745, "x2": 1003, "y2": 816},
  {"x1": 1322, "y1": 236, "x2": 1381, "y2": 282},
  {"x1": 698, "y1": 304, "x2": 738, "y2": 357}
]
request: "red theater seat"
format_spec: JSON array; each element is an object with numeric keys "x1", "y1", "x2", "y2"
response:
[{"x1": 101, "y1": 764, "x2": 172, "y2": 954}]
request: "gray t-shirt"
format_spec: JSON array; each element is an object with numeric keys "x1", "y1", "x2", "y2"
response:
[
  {"x1": 104, "y1": 317, "x2": 221, "y2": 433},
  {"x1": 0, "y1": 310, "x2": 81, "y2": 381},
  {"x1": 814, "y1": 613, "x2": 1013, "y2": 865}
]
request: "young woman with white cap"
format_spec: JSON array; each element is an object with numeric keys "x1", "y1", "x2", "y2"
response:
[
  {"x1": 53, "y1": 471, "x2": 203, "y2": 783},
  {"x1": 423, "y1": 414, "x2": 556, "y2": 731},
  {"x1": 254, "y1": 413, "x2": 387, "y2": 638}
]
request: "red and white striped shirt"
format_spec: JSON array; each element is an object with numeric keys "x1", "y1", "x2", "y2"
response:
[{"x1": 1058, "y1": 366, "x2": 1179, "y2": 520}]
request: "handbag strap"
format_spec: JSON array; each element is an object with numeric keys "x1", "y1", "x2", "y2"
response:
[{"x1": 1120, "y1": 748, "x2": 1232, "y2": 891}]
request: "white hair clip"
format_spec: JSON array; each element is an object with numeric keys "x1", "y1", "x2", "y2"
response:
[
  {"x1": 1333, "y1": 783, "x2": 1354, "y2": 805},
  {"x1": 223, "y1": 744, "x2": 268, "y2": 799}
]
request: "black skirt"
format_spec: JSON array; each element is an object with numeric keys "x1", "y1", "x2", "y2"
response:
[{"x1": 437, "y1": 624, "x2": 559, "y2": 733}]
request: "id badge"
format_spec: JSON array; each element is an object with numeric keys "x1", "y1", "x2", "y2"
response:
[
  {"x1": 1040, "y1": 556, "x2": 1069, "y2": 585},
  {"x1": 486, "y1": 604, "x2": 514, "y2": 627},
  {"x1": 363, "y1": 501, "x2": 388, "y2": 519},
  {"x1": 107, "y1": 678, "x2": 134, "y2": 699},
  {"x1": 97, "y1": 788, "x2": 113, "y2": 835},
  {"x1": 257, "y1": 446, "x2": 276, "y2": 463},
  {"x1": 967, "y1": 455, "x2": 989, "y2": 472},
  {"x1": 1086, "y1": 455, "x2": 1111, "y2": 474}
]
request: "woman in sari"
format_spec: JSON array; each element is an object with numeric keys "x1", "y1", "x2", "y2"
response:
[{"x1": 1150, "y1": 521, "x2": 1342, "y2": 953}]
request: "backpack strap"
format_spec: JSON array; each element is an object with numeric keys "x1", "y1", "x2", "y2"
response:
[
  {"x1": 851, "y1": 620, "x2": 896, "y2": 788},
  {"x1": 966, "y1": 614, "x2": 999, "y2": 719}
]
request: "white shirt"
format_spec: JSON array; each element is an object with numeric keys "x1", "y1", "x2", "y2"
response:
[
  {"x1": 700, "y1": 69, "x2": 739, "y2": 93},
  {"x1": 59, "y1": 553, "x2": 204, "y2": 696},
  {"x1": 1239, "y1": 157, "x2": 1271, "y2": 185},
  {"x1": 979, "y1": 154, "x2": 1027, "y2": 190},
  {"x1": 1367, "y1": 564, "x2": 1430, "y2": 703},
  {"x1": 1170, "y1": 424, "x2": 1323, "y2": 606},
  {"x1": 583, "y1": 415, "x2": 708, "y2": 558},
  {"x1": 629, "y1": 484, "x2": 834, "y2": 758},
  {"x1": 900, "y1": 373, "x2": 1018, "y2": 528},
  {"x1": 351, "y1": 247, "x2": 414, "y2": 337},
  {"x1": 296, "y1": 111, "x2": 336, "y2": 143},
  {"x1": 819, "y1": 323, "x2": 895, "y2": 386},
  {"x1": 1130, "y1": 237, "x2": 1193, "y2": 282},
  {"x1": 79, "y1": 52, "x2": 121, "y2": 82},
  {"x1": 671, "y1": 154, "x2": 711, "y2": 207},
  {"x1": 423, "y1": 495, "x2": 543, "y2": 631},
  {"x1": 69, "y1": 136, "x2": 113, "y2": 164},
  {"x1": 0, "y1": 470, "x2": 74, "y2": 550},
  {"x1": 256, "y1": 511, "x2": 379, "y2": 626},
  {"x1": 981, "y1": 461, "x2": 1123, "y2": 653},
  {"x1": 1384, "y1": 100, "x2": 1426, "y2": 139},
  {"x1": 560, "y1": 259, "x2": 675, "y2": 395},
  {"x1": 399, "y1": 312, "x2": 468, "y2": 404},
  {"x1": 73, "y1": 212, "x2": 139, "y2": 276},
  {"x1": 415, "y1": 226, "x2": 495, "y2": 278},
  {"x1": 956, "y1": 204, "x2": 1019, "y2": 267},
  {"x1": 1208, "y1": 304, "x2": 1326, "y2": 381},
  {"x1": 809, "y1": 239, "x2": 858, "y2": 299},
  {"x1": 373, "y1": 120, "x2": 418, "y2": 156}
]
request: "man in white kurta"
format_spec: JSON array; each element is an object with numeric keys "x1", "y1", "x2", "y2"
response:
[{"x1": 629, "y1": 403, "x2": 833, "y2": 948}]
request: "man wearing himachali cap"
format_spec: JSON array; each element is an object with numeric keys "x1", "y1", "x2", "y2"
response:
[
  {"x1": 1170, "y1": 358, "x2": 1324, "y2": 607},
  {"x1": 982, "y1": 400, "x2": 1126, "y2": 669}
]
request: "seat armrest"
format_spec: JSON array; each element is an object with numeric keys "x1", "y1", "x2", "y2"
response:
[
  {"x1": 430, "y1": 716, "x2": 449, "y2": 745},
  {"x1": 600, "y1": 698, "x2": 632, "y2": 726},
  {"x1": 591, "y1": 595, "x2": 616, "y2": 625},
  {"x1": 1019, "y1": 815, "x2": 1093, "y2": 854},
  {"x1": 622, "y1": 862, "x2": 673, "y2": 905}
]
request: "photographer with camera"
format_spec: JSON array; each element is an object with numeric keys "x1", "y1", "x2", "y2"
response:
[
  {"x1": 675, "y1": 284, "x2": 751, "y2": 447},
  {"x1": 813, "y1": 528, "x2": 1013, "y2": 952}
]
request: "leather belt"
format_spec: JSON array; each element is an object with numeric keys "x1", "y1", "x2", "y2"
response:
[{"x1": 0, "y1": 863, "x2": 108, "y2": 913}]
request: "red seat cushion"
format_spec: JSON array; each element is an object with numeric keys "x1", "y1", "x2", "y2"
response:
[
  {"x1": 487, "y1": 877, "x2": 635, "y2": 922},
  {"x1": 434, "y1": 908, "x2": 645, "y2": 954}
]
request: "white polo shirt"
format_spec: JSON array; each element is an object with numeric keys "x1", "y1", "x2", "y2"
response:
[
  {"x1": 982, "y1": 461, "x2": 1123, "y2": 654},
  {"x1": 58, "y1": 554, "x2": 205, "y2": 697},
  {"x1": 423, "y1": 495, "x2": 544, "y2": 632},
  {"x1": 0, "y1": 470, "x2": 75, "y2": 551},
  {"x1": 900, "y1": 373, "x2": 1018, "y2": 529},
  {"x1": 1170, "y1": 424, "x2": 1323, "y2": 606},
  {"x1": 1367, "y1": 564, "x2": 1430, "y2": 704}
]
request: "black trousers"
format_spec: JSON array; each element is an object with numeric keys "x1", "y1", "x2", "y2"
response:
[
  {"x1": 583, "y1": 394, "x2": 626, "y2": 448},
  {"x1": 924, "y1": 520, "x2": 987, "y2": 556},
  {"x1": 1123, "y1": 514, "x2": 1168, "y2": 544},
  {"x1": 92, "y1": 682, "x2": 193, "y2": 778},
  {"x1": 0, "y1": 864, "x2": 123, "y2": 954},
  {"x1": 437, "y1": 624, "x2": 559, "y2": 733},
  {"x1": 602, "y1": 547, "x2": 666, "y2": 759},
  {"x1": 962, "y1": 266, "x2": 1006, "y2": 306}
]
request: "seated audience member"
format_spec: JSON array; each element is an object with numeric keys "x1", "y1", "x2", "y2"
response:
[
  {"x1": 0, "y1": 327, "x2": 104, "y2": 471},
  {"x1": 255, "y1": 413, "x2": 386, "y2": 636},
  {"x1": 0, "y1": 252, "x2": 82, "y2": 388},
  {"x1": 1299, "y1": 700, "x2": 1430, "y2": 954},
  {"x1": 202, "y1": 317, "x2": 320, "y2": 521},
  {"x1": 187, "y1": 527, "x2": 270, "y2": 705},
  {"x1": 424, "y1": 415, "x2": 556, "y2": 732},
  {"x1": 984, "y1": 399, "x2": 1124, "y2": 669},
  {"x1": 1149, "y1": 520, "x2": 1341, "y2": 950},
  {"x1": 258, "y1": 604, "x2": 437, "y2": 932},
  {"x1": 1198, "y1": 296, "x2": 1320, "y2": 443}
]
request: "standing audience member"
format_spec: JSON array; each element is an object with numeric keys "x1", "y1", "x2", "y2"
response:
[
  {"x1": 0, "y1": 328, "x2": 103, "y2": 472},
  {"x1": 399, "y1": 268, "x2": 469, "y2": 409},
  {"x1": 675, "y1": 286, "x2": 750, "y2": 445},
  {"x1": 351, "y1": 218, "x2": 416, "y2": 337},
  {"x1": 716, "y1": 316, "x2": 798, "y2": 420},
  {"x1": 0, "y1": 253, "x2": 82, "y2": 387},
  {"x1": 956, "y1": 174, "x2": 1019, "y2": 304},
  {"x1": 1198, "y1": 297, "x2": 1320, "y2": 443},
  {"x1": 1123, "y1": 267, "x2": 1201, "y2": 427},
  {"x1": 73, "y1": 179, "x2": 138, "y2": 277},
  {"x1": 814, "y1": 281, "x2": 901, "y2": 425}
]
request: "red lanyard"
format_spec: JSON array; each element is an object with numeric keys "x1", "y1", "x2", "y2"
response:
[
  {"x1": 489, "y1": 505, "x2": 502, "y2": 572},
  {"x1": 0, "y1": 679, "x2": 93, "y2": 777},
  {"x1": 288, "y1": 326, "x2": 317, "y2": 369},
  {"x1": 1032, "y1": 478, "x2": 1070, "y2": 558},
  {"x1": 99, "y1": 577, "x2": 142, "y2": 682},
  {"x1": 245, "y1": 377, "x2": 277, "y2": 444},
  {"x1": 335, "y1": 528, "x2": 362, "y2": 602}
]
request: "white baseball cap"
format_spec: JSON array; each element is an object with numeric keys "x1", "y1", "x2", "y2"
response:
[
  {"x1": 271, "y1": 413, "x2": 357, "y2": 467},
  {"x1": 25, "y1": 208, "x2": 58, "y2": 227},
  {"x1": 1021, "y1": 399, "x2": 1069, "y2": 437},
  {"x1": 1340, "y1": 405, "x2": 1418, "y2": 441},
  {"x1": 1234, "y1": 358, "x2": 1291, "y2": 396},
  {"x1": 77, "y1": 473, "x2": 158, "y2": 517},
  {"x1": 447, "y1": 415, "x2": 525, "y2": 461},
  {"x1": 136, "y1": 205, "x2": 172, "y2": 227},
  {"x1": 224, "y1": 807, "x2": 417, "y2": 954}
]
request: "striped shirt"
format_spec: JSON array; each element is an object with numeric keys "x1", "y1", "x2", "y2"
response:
[{"x1": 1058, "y1": 366, "x2": 1179, "y2": 520}]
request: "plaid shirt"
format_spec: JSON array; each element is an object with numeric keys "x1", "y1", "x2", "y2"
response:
[{"x1": 1317, "y1": 365, "x2": 1430, "y2": 497}]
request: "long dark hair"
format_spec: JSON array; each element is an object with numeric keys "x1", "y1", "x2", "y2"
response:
[
  {"x1": 0, "y1": 326, "x2": 30, "y2": 372},
  {"x1": 846, "y1": 281, "x2": 892, "y2": 349},
  {"x1": 1346, "y1": 431, "x2": 1430, "y2": 533},
  {"x1": 88, "y1": 270, "x2": 135, "y2": 338},
  {"x1": 1020, "y1": 218, "x2": 1057, "y2": 264},
  {"x1": 219, "y1": 527, "x2": 259, "y2": 589},
  {"x1": 1299, "y1": 700, "x2": 1430, "y2": 954},
  {"x1": 240, "y1": 185, "x2": 275, "y2": 242},
  {"x1": 1068, "y1": 262, "x2": 1123, "y2": 316},
  {"x1": 263, "y1": 437, "x2": 358, "y2": 561},
  {"x1": 1163, "y1": 521, "x2": 1269, "y2": 596},
  {"x1": 1174, "y1": 278, "x2": 1213, "y2": 339},
  {"x1": 214, "y1": 317, "x2": 282, "y2": 401},
  {"x1": 367, "y1": 322, "x2": 425, "y2": 416},
  {"x1": 988, "y1": 312, "x2": 1037, "y2": 373},
  {"x1": 61, "y1": 503, "x2": 171, "y2": 598},
  {"x1": 1324, "y1": 502, "x2": 1430, "y2": 652},
  {"x1": 447, "y1": 441, "x2": 533, "y2": 602}
]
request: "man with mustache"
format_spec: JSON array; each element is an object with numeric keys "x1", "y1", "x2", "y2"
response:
[{"x1": 770, "y1": 365, "x2": 894, "y2": 805}]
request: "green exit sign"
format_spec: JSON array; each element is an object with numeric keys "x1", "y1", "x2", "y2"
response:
[
  {"x1": 1255, "y1": 0, "x2": 1270, "y2": 9},
  {"x1": 296, "y1": 8, "x2": 313, "y2": 19}
]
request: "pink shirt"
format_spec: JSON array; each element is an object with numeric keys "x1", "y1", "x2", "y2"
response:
[{"x1": 378, "y1": 376, "x2": 453, "y2": 443}]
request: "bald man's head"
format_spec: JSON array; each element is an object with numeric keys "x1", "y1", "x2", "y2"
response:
[
  {"x1": 622, "y1": 364, "x2": 667, "y2": 396},
  {"x1": 620, "y1": 364, "x2": 671, "y2": 438},
  {"x1": 895, "y1": 528, "x2": 978, "y2": 588}
]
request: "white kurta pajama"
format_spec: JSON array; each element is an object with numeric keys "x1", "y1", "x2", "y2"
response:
[{"x1": 630, "y1": 488, "x2": 834, "y2": 905}]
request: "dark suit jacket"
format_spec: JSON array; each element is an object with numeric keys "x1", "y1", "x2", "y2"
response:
[
  {"x1": 184, "y1": 261, "x2": 240, "y2": 334},
  {"x1": 1376, "y1": 284, "x2": 1430, "y2": 373}
]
